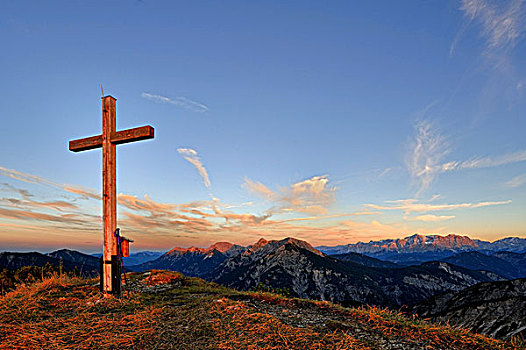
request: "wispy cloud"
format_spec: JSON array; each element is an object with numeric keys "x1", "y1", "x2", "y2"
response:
[
  {"x1": 0, "y1": 207, "x2": 90, "y2": 225},
  {"x1": 448, "y1": 0, "x2": 526, "y2": 127},
  {"x1": 63, "y1": 186, "x2": 100, "y2": 200},
  {"x1": 0, "y1": 167, "x2": 101, "y2": 201},
  {"x1": 177, "y1": 148, "x2": 211, "y2": 189},
  {"x1": 366, "y1": 198, "x2": 511, "y2": 214},
  {"x1": 118, "y1": 193, "x2": 180, "y2": 216},
  {"x1": 2, "y1": 197, "x2": 78, "y2": 211},
  {"x1": 407, "y1": 120, "x2": 451, "y2": 196},
  {"x1": 505, "y1": 173, "x2": 526, "y2": 188},
  {"x1": 243, "y1": 179, "x2": 276, "y2": 200},
  {"x1": 450, "y1": 0, "x2": 526, "y2": 77},
  {"x1": 404, "y1": 214, "x2": 456, "y2": 222},
  {"x1": 457, "y1": 0, "x2": 525, "y2": 54},
  {"x1": 277, "y1": 212, "x2": 378, "y2": 223},
  {"x1": 0, "y1": 166, "x2": 58, "y2": 187},
  {"x1": 1, "y1": 183, "x2": 33, "y2": 199},
  {"x1": 406, "y1": 119, "x2": 526, "y2": 194},
  {"x1": 444, "y1": 149, "x2": 526, "y2": 171},
  {"x1": 141, "y1": 92, "x2": 208, "y2": 112}
]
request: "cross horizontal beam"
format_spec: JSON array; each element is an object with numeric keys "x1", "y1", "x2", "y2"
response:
[
  {"x1": 69, "y1": 125, "x2": 154, "y2": 152},
  {"x1": 69, "y1": 134, "x2": 102, "y2": 152}
]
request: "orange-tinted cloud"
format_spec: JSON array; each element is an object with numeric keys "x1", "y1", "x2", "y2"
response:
[
  {"x1": 2, "y1": 166, "x2": 519, "y2": 250},
  {"x1": 63, "y1": 186, "x2": 101, "y2": 200},
  {"x1": 243, "y1": 175, "x2": 336, "y2": 215},
  {"x1": 0, "y1": 207, "x2": 92, "y2": 226},
  {"x1": 0, "y1": 166, "x2": 102, "y2": 202},
  {"x1": 0, "y1": 166, "x2": 58, "y2": 187},
  {"x1": 3, "y1": 197, "x2": 79, "y2": 211},
  {"x1": 0, "y1": 182, "x2": 33, "y2": 199},
  {"x1": 243, "y1": 179, "x2": 276, "y2": 200},
  {"x1": 118, "y1": 193, "x2": 180, "y2": 215}
]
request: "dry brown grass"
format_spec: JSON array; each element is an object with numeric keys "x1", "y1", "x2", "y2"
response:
[
  {"x1": 244, "y1": 291, "x2": 521, "y2": 350},
  {"x1": 0, "y1": 271, "x2": 522, "y2": 350},
  {"x1": 143, "y1": 269, "x2": 185, "y2": 286},
  {"x1": 0, "y1": 274, "x2": 161, "y2": 349},
  {"x1": 210, "y1": 297, "x2": 370, "y2": 350}
]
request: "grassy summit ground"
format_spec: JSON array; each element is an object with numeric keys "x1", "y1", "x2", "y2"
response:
[{"x1": 0, "y1": 270, "x2": 523, "y2": 350}]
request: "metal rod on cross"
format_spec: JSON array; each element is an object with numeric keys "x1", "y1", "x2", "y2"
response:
[{"x1": 69, "y1": 95, "x2": 154, "y2": 295}]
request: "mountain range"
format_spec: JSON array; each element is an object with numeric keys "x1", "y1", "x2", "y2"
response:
[
  {"x1": 131, "y1": 236, "x2": 509, "y2": 307},
  {"x1": 127, "y1": 234, "x2": 525, "y2": 340},
  {"x1": 3, "y1": 233, "x2": 525, "y2": 341},
  {"x1": 316, "y1": 234, "x2": 526, "y2": 264}
]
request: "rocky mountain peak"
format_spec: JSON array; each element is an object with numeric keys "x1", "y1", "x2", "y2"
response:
[
  {"x1": 347, "y1": 233, "x2": 479, "y2": 254},
  {"x1": 402, "y1": 233, "x2": 477, "y2": 249},
  {"x1": 243, "y1": 237, "x2": 324, "y2": 256},
  {"x1": 253, "y1": 238, "x2": 269, "y2": 249},
  {"x1": 208, "y1": 242, "x2": 235, "y2": 253},
  {"x1": 165, "y1": 242, "x2": 245, "y2": 258},
  {"x1": 318, "y1": 234, "x2": 526, "y2": 257},
  {"x1": 166, "y1": 245, "x2": 212, "y2": 256},
  {"x1": 281, "y1": 237, "x2": 325, "y2": 256},
  {"x1": 405, "y1": 234, "x2": 427, "y2": 245},
  {"x1": 166, "y1": 246, "x2": 198, "y2": 255}
]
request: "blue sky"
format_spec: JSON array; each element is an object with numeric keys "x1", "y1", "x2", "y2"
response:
[{"x1": 0, "y1": 0, "x2": 525, "y2": 252}]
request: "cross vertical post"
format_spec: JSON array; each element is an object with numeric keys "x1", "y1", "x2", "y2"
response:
[
  {"x1": 69, "y1": 94, "x2": 154, "y2": 295},
  {"x1": 102, "y1": 96, "x2": 117, "y2": 294}
]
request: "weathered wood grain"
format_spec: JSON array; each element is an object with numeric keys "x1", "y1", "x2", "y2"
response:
[
  {"x1": 69, "y1": 126, "x2": 154, "y2": 152},
  {"x1": 111, "y1": 125, "x2": 154, "y2": 145},
  {"x1": 69, "y1": 135, "x2": 102, "y2": 152},
  {"x1": 68, "y1": 95, "x2": 155, "y2": 295},
  {"x1": 102, "y1": 96, "x2": 117, "y2": 293}
]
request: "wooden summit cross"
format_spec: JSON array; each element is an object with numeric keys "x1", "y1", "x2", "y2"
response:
[{"x1": 69, "y1": 95, "x2": 154, "y2": 295}]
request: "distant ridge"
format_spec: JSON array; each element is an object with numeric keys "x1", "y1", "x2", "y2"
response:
[
  {"x1": 331, "y1": 252, "x2": 399, "y2": 268},
  {"x1": 0, "y1": 249, "x2": 99, "y2": 277},
  {"x1": 92, "y1": 251, "x2": 164, "y2": 265},
  {"x1": 318, "y1": 234, "x2": 477, "y2": 254},
  {"x1": 47, "y1": 249, "x2": 100, "y2": 269},
  {"x1": 440, "y1": 251, "x2": 525, "y2": 279},
  {"x1": 131, "y1": 241, "x2": 246, "y2": 276},
  {"x1": 123, "y1": 251, "x2": 163, "y2": 265},
  {"x1": 316, "y1": 234, "x2": 526, "y2": 264},
  {"x1": 167, "y1": 241, "x2": 244, "y2": 256}
]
